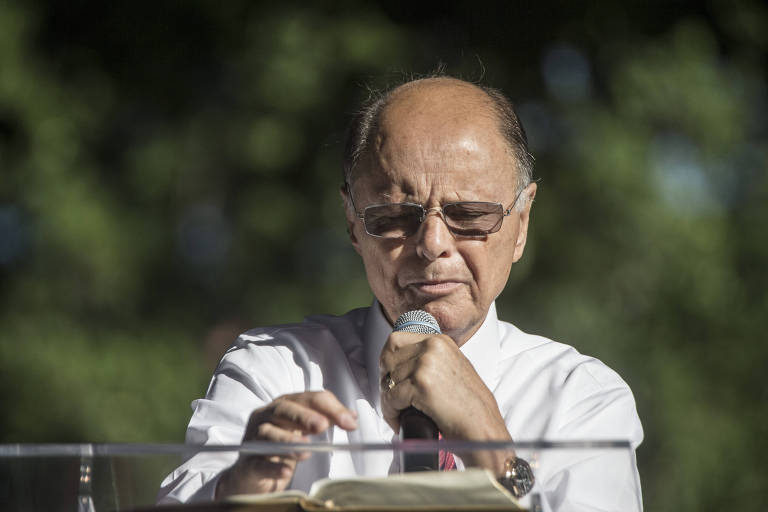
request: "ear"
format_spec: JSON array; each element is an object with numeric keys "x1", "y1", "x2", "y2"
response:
[
  {"x1": 340, "y1": 185, "x2": 362, "y2": 256},
  {"x1": 512, "y1": 182, "x2": 537, "y2": 263}
]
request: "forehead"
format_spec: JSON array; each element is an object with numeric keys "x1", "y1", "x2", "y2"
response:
[{"x1": 354, "y1": 81, "x2": 518, "y2": 198}]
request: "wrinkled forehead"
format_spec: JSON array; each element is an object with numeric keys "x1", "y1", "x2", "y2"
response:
[
  {"x1": 351, "y1": 79, "x2": 519, "y2": 192},
  {"x1": 378, "y1": 80, "x2": 504, "y2": 147},
  {"x1": 351, "y1": 94, "x2": 518, "y2": 199}
]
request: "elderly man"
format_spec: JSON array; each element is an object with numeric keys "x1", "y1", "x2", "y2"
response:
[{"x1": 159, "y1": 77, "x2": 643, "y2": 510}]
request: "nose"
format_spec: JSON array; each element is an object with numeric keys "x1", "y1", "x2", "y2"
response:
[{"x1": 414, "y1": 208, "x2": 454, "y2": 261}]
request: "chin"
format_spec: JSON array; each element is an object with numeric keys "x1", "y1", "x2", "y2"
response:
[
  {"x1": 421, "y1": 303, "x2": 479, "y2": 344},
  {"x1": 385, "y1": 296, "x2": 482, "y2": 342}
]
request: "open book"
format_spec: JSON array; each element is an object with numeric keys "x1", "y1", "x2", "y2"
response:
[{"x1": 227, "y1": 468, "x2": 523, "y2": 511}]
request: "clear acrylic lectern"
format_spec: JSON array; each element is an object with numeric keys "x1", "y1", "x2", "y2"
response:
[{"x1": 0, "y1": 440, "x2": 639, "y2": 512}]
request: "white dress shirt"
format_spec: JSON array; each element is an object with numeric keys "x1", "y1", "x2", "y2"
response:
[{"x1": 158, "y1": 302, "x2": 643, "y2": 511}]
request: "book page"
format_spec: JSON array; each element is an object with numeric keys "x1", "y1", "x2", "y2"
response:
[
  {"x1": 307, "y1": 469, "x2": 521, "y2": 510},
  {"x1": 227, "y1": 489, "x2": 335, "y2": 512}
]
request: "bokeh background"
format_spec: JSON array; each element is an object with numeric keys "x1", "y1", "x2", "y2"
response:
[{"x1": 1, "y1": 1, "x2": 766, "y2": 510}]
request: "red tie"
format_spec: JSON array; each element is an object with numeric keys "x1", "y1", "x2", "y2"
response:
[{"x1": 438, "y1": 432, "x2": 456, "y2": 471}]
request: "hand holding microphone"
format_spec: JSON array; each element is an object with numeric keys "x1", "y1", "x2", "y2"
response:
[{"x1": 380, "y1": 309, "x2": 515, "y2": 473}]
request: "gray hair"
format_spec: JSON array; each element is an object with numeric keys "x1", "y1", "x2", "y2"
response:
[{"x1": 342, "y1": 76, "x2": 534, "y2": 211}]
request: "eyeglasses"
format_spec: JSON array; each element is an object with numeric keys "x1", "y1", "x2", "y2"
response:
[{"x1": 346, "y1": 185, "x2": 524, "y2": 239}]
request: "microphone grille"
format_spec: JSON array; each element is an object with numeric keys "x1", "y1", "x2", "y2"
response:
[{"x1": 393, "y1": 310, "x2": 441, "y2": 334}]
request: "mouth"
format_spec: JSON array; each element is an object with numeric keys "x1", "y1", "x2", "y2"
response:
[{"x1": 407, "y1": 280, "x2": 464, "y2": 296}]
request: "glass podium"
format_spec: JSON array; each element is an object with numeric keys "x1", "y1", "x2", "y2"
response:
[{"x1": 0, "y1": 440, "x2": 639, "y2": 512}]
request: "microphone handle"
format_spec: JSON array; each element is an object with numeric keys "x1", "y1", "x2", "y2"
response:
[
  {"x1": 400, "y1": 406, "x2": 439, "y2": 439},
  {"x1": 400, "y1": 407, "x2": 439, "y2": 471}
]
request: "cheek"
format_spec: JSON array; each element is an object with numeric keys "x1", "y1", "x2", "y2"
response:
[
  {"x1": 465, "y1": 242, "x2": 515, "y2": 298},
  {"x1": 360, "y1": 243, "x2": 400, "y2": 291},
  {"x1": 492, "y1": 243, "x2": 518, "y2": 294}
]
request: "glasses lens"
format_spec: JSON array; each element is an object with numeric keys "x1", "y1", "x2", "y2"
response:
[
  {"x1": 364, "y1": 203, "x2": 423, "y2": 238},
  {"x1": 443, "y1": 202, "x2": 504, "y2": 235}
]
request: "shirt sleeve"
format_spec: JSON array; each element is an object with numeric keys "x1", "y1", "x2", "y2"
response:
[{"x1": 535, "y1": 359, "x2": 644, "y2": 512}]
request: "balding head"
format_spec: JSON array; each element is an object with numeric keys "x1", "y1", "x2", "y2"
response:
[
  {"x1": 340, "y1": 76, "x2": 538, "y2": 343},
  {"x1": 343, "y1": 76, "x2": 533, "y2": 209}
]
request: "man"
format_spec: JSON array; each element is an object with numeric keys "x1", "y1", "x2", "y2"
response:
[{"x1": 158, "y1": 77, "x2": 643, "y2": 510}]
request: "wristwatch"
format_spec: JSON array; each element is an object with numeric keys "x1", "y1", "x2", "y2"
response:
[{"x1": 497, "y1": 456, "x2": 535, "y2": 498}]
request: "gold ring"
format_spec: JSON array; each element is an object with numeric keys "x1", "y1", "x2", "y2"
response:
[{"x1": 384, "y1": 372, "x2": 395, "y2": 392}]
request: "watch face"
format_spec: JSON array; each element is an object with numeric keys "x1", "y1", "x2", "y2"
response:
[{"x1": 503, "y1": 457, "x2": 535, "y2": 498}]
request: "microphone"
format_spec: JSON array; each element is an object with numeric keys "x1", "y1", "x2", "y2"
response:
[{"x1": 393, "y1": 310, "x2": 440, "y2": 472}]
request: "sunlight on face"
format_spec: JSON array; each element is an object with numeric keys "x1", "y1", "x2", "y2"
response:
[{"x1": 345, "y1": 79, "x2": 535, "y2": 344}]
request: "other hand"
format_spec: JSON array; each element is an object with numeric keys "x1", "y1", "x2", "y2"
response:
[{"x1": 216, "y1": 390, "x2": 357, "y2": 497}]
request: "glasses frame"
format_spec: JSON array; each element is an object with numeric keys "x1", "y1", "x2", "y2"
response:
[{"x1": 345, "y1": 183, "x2": 525, "y2": 239}]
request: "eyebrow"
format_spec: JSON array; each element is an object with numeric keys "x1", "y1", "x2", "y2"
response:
[{"x1": 376, "y1": 190, "x2": 494, "y2": 204}]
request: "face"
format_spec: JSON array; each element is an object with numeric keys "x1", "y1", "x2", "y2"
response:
[{"x1": 343, "y1": 81, "x2": 536, "y2": 345}]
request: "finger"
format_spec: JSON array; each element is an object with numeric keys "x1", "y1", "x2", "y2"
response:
[
  {"x1": 247, "y1": 391, "x2": 358, "y2": 440},
  {"x1": 251, "y1": 422, "x2": 312, "y2": 461},
  {"x1": 380, "y1": 356, "x2": 444, "y2": 433},
  {"x1": 269, "y1": 398, "x2": 336, "y2": 434},
  {"x1": 379, "y1": 372, "x2": 425, "y2": 431},
  {"x1": 382, "y1": 357, "x2": 418, "y2": 395},
  {"x1": 380, "y1": 333, "x2": 454, "y2": 371},
  {"x1": 244, "y1": 404, "x2": 315, "y2": 445},
  {"x1": 379, "y1": 337, "x2": 426, "y2": 375},
  {"x1": 380, "y1": 377, "x2": 427, "y2": 433},
  {"x1": 382, "y1": 339, "x2": 445, "y2": 396},
  {"x1": 240, "y1": 455, "x2": 298, "y2": 481},
  {"x1": 388, "y1": 331, "x2": 431, "y2": 348},
  {"x1": 383, "y1": 376, "x2": 426, "y2": 412},
  {"x1": 294, "y1": 390, "x2": 358, "y2": 431}
]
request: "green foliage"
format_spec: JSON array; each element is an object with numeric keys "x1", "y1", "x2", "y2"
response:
[{"x1": 1, "y1": 1, "x2": 766, "y2": 511}]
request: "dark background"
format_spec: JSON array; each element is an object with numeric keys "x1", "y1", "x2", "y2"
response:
[{"x1": 1, "y1": 1, "x2": 766, "y2": 510}]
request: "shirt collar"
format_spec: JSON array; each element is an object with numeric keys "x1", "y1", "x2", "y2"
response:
[
  {"x1": 363, "y1": 300, "x2": 392, "y2": 415},
  {"x1": 363, "y1": 300, "x2": 500, "y2": 415},
  {"x1": 459, "y1": 302, "x2": 501, "y2": 393}
]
